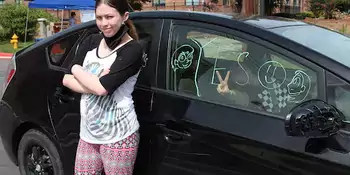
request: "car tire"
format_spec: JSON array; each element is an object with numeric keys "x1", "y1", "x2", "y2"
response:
[{"x1": 17, "y1": 129, "x2": 64, "y2": 175}]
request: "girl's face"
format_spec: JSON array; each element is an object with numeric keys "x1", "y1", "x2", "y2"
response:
[{"x1": 95, "y1": 3, "x2": 128, "y2": 37}]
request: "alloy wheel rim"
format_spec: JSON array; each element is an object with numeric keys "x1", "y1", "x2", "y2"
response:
[{"x1": 25, "y1": 145, "x2": 54, "y2": 175}]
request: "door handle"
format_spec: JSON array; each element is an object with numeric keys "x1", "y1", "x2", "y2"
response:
[{"x1": 157, "y1": 122, "x2": 191, "y2": 144}]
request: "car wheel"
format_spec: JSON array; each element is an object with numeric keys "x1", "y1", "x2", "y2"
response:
[{"x1": 17, "y1": 129, "x2": 64, "y2": 175}]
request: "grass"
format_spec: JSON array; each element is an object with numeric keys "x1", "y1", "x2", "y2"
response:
[{"x1": 0, "y1": 40, "x2": 34, "y2": 53}]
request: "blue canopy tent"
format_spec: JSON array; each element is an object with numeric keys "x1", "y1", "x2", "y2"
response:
[
  {"x1": 24, "y1": 0, "x2": 95, "y2": 42},
  {"x1": 28, "y1": 0, "x2": 95, "y2": 10}
]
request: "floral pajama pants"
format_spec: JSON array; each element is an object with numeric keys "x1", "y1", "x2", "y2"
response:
[{"x1": 74, "y1": 131, "x2": 140, "y2": 175}]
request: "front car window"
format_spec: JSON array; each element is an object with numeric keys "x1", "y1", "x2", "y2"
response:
[
  {"x1": 270, "y1": 25, "x2": 350, "y2": 68},
  {"x1": 168, "y1": 25, "x2": 319, "y2": 116}
]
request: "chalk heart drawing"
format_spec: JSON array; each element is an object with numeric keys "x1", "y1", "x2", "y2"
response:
[
  {"x1": 258, "y1": 60, "x2": 286, "y2": 89},
  {"x1": 287, "y1": 70, "x2": 311, "y2": 103},
  {"x1": 171, "y1": 44, "x2": 194, "y2": 72}
]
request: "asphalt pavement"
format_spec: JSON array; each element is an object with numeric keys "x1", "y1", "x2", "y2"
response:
[{"x1": 0, "y1": 59, "x2": 20, "y2": 175}]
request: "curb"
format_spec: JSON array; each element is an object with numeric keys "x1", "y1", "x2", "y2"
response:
[
  {"x1": 0, "y1": 53, "x2": 13, "y2": 60},
  {"x1": 0, "y1": 57, "x2": 12, "y2": 60}
]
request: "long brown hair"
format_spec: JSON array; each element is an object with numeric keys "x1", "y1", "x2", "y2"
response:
[{"x1": 95, "y1": 0, "x2": 139, "y2": 40}]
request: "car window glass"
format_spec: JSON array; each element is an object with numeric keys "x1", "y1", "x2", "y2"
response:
[
  {"x1": 47, "y1": 30, "x2": 84, "y2": 67},
  {"x1": 168, "y1": 25, "x2": 319, "y2": 116},
  {"x1": 271, "y1": 25, "x2": 350, "y2": 68},
  {"x1": 133, "y1": 19, "x2": 154, "y2": 55},
  {"x1": 133, "y1": 19, "x2": 156, "y2": 87},
  {"x1": 327, "y1": 72, "x2": 350, "y2": 121}
]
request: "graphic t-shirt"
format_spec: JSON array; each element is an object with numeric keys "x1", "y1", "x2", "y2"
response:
[{"x1": 78, "y1": 37, "x2": 144, "y2": 144}]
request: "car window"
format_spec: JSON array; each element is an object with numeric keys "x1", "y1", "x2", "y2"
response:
[
  {"x1": 327, "y1": 72, "x2": 350, "y2": 121},
  {"x1": 168, "y1": 25, "x2": 319, "y2": 116},
  {"x1": 271, "y1": 25, "x2": 350, "y2": 68},
  {"x1": 133, "y1": 19, "x2": 156, "y2": 87},
  {"x1": 133, "y1": 19, "x2": 154, "y2": 55},
  {"x1": 47, "y1": 30, "x2": 84, "y2": 67},
  {"x1": 50, "y1": 19, "x2": 156, "y2": 73}
]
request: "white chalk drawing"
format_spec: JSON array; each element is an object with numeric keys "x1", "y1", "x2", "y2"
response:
[
  {"x1": 258, "y1": 83, "x2": 289, "y2": 113},
  {"x1": 211, "y1": 46, "x2": 226, "y2": 85},
  {"x1": 287, "y1": 70, "x2": 311, "y2": 103},
  {"x1": 258, "y1": 89, "x2": 274, "y2": 112},
  {"x1": 141, "y1": 52, "x2": 148, "y2": 67},
  {"x1": 236, "y1": 52, "x2": 250, "y2": 86},
  {"x1": 258, "y1": 70, "x2": 312, "y2": 113},
  {"x1": 191, "y1": 39, "x2": 204, "y2": 97},
  {"x1": 258, "y1": 61, "x2": 286, "y2": 90},
  {"x1": 171, "y1": 44, "x2": 194, "y2": 72},
  {"x1": 201, "y1": 37, "x2": 218, "y2": 48},
  {"x1": 265, "y1": 65, "x2": 277, "y2": 84},
  {"x1": 171, "y1": 39, "x2": 203, "y2": 97},
  {"x1": 273, "y1": 83, "x2": 289, "y2": 109}
]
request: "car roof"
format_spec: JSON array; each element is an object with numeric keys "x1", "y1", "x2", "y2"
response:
[
  {"x1": 75, "y1": 10, "x2": 308, "y2": 34},
  {"x1": 20, "y1": 10, "x2": 350, "y2": 83},
  {"x1": 129, "y1": 10, "x2": 309, "y2": 29},
  {"x1": 241, "y1": 16, "x2": 309, "y2": 29}
]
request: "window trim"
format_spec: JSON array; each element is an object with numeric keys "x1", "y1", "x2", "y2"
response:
[
  {"x1": 163, "y1": 19, "x2": 326, "y2": 119},
  {"x1": 45, "y1": 29, "x2": 87, "y2": 73},
  {"x1": 325, "y1": 70, "x2": 350, "y2": 132},
  {"x1": 132, "y1": 18, "x2": 164, "y2": 89}
]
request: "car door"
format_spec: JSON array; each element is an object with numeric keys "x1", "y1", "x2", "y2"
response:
[
  {"x1": 128, "y1": 18, "x2": 163, "y2": 174},
  {"x1": 150, "y1": 19, "x2": 350, "y2": 175},
  {"x1": 45, "y1": 27, "x2": 91, "y2": 174}
]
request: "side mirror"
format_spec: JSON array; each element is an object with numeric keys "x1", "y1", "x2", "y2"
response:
[{"x1": 285, "y1": 99, "x2": 344, "y2": 138}]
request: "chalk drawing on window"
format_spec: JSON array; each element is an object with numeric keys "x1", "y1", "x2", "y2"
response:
[
  {"x1": 258, "y1": 89, "x2": 273, "y2": 112},
  {"x1": 258, "y1": 60, "x2": 286, "y2": 90},
  {"x1": 201, "y1": 37, "x2": 218, "y2": 48},
  {"x1": 258, "y1": 83, "x2": 289, "y2": 113},
  {"x1": 171, "y1": 44, "x2": 194, "y2": 72},
  {"x1": 211, "y1": 46, "x2": 226, "y2": 85},
  {"x1": 257, "y1": 69, "x2": 312, "y2": 113},
  {"x1": 236, "y1": 52, "x2": 250, "y2": 86},
  {"x1": 171, "y1": 39, "x2": 203, "y2": 97},
  {"x1": 287, "y1": 70, "x2": 311, "y2": 103}
]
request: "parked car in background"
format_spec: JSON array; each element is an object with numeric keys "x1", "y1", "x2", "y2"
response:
[{"x1": 0, "y1": 11, "x2": 350, "y2": 175}]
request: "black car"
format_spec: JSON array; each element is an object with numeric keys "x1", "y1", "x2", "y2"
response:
[{"x1": 1, "y1": 10, "x2": 350, "y2": 175}]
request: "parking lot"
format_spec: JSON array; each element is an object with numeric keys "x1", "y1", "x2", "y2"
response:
[{"x1": 0, "y1": 59, "x2": 20, "y2": 175}]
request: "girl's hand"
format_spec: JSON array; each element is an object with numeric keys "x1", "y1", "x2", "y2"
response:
[
  {"x1": 216, "y1": 71, "x2": 231, "y2": 94},
  {"x1": 100, "y1": 69, "x2": 110, "y2": 77},
  {"x1": 71, "y1": 64, "x2": 83, "y2": 74}
]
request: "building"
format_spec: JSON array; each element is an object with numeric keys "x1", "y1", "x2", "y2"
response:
[
  {"x1": 141, "y1": 0, "x2": 307, "y2": 16},
  {"x1": 1, "y1": 0, "x2": 308, "y2": 17}
]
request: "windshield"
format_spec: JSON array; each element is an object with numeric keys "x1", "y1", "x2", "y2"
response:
[{"x1": 270, "y1": 25, "x2": 350, "y2": 68}]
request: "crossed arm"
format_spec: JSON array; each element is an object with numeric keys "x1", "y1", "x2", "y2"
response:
[
  {"x1": 62, "y1": 65, "x2": 109, "y2": 96},
  {"x1": 62, "y1": 41, "x2": 144, "y2": 96}
]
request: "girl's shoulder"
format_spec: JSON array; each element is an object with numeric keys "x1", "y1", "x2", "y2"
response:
[
  {"x1": 79, "y1": 33, "x2": 103, "y2": 51},
  {"x1": 86, "y1": 33, "x2": 104, "y2": 50},
  {"x1": 117, "y1": 40, "x2": 143, "y2": 54}
]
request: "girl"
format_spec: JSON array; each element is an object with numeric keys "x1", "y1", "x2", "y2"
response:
[{"x1": 62, "y1": 0, "x2": 144, "y2": 174}]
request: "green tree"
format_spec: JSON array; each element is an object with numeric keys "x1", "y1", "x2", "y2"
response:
[
  {"x1": 335, "y1": 0, "x2": 350, "y2": 12},
  {"x1": 0, "y1": 4, "x2": 58, "y2": 41},
  {"x1": 309, "y1": 0, "x2": 338, "y2": 19},
  {"x1": 128, "y1": 0, "x2": 151, "y2": 10}
]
